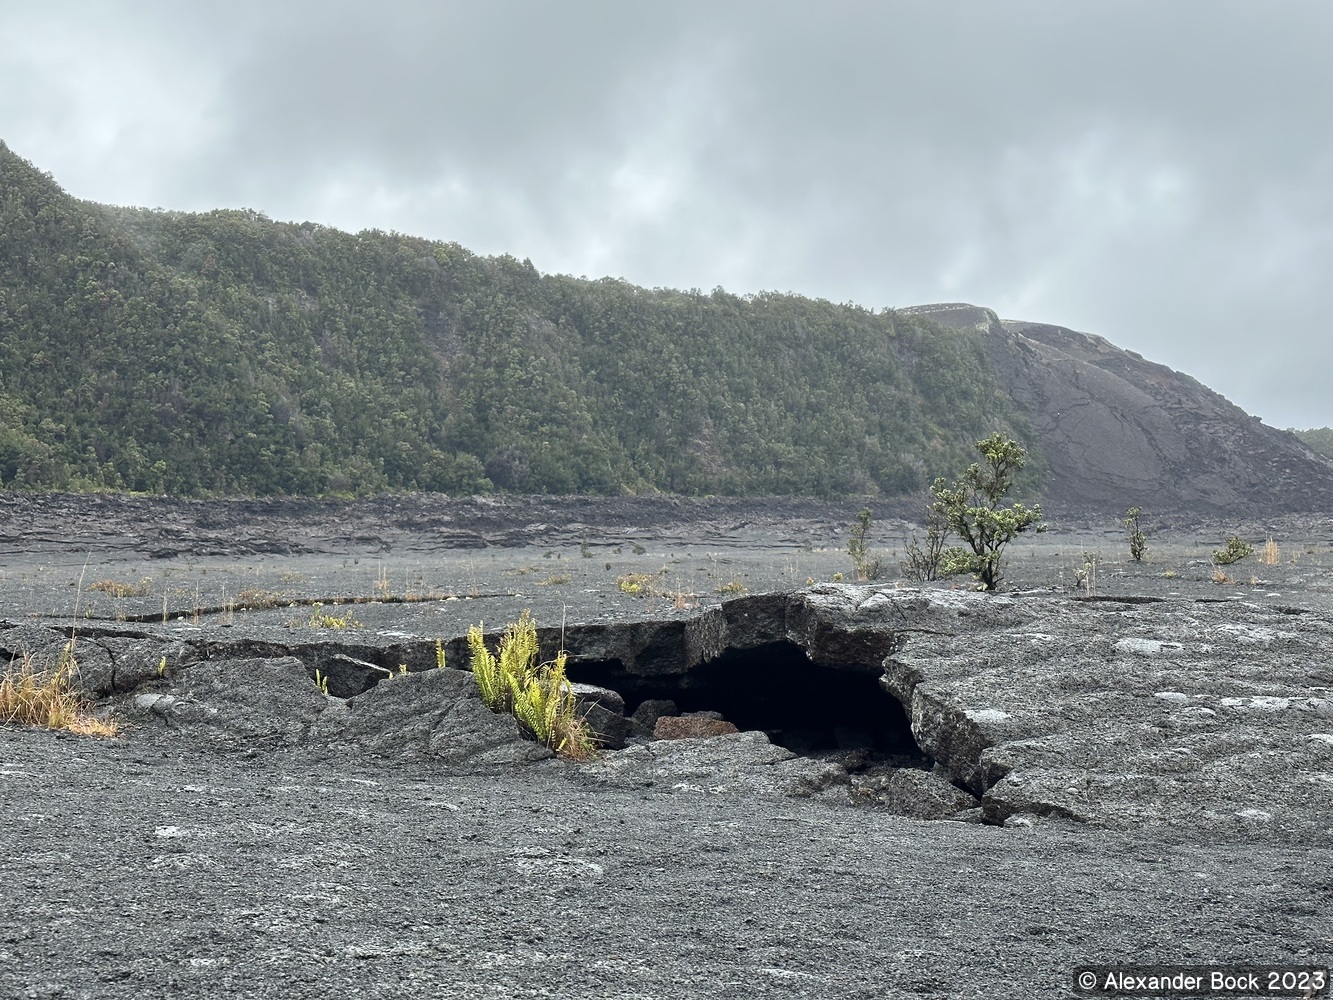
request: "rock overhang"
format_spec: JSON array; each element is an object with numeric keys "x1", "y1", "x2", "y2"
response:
[{"x1": 4, "y1": 584, "x2": 1330, "y2": 838}]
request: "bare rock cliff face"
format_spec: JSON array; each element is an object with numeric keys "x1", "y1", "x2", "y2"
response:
[{"x1": 904, "y1": 303, "x2": 1333, "y2": 516}]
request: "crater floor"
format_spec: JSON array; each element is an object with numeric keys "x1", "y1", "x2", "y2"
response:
[{"x1": 1, "y1": 495, "x2": 1331, "y2": 998}]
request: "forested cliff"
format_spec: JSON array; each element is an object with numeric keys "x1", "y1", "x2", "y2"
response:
[{"x1": 0, "y1": 141, "x2": 1032, "y2": 498}]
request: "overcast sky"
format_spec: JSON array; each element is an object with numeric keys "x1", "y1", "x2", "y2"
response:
[{"x1": 3, "y1": 1, "x2": 1331, "y2": 426}]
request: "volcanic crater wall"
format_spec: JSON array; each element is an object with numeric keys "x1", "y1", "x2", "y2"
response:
[{"x1": 905, "y1": 302, "x2": 1333, "y2": 516}]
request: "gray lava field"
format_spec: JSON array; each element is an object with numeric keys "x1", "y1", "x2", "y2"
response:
[{"x1": 2, "y1": 494, "x2": 1332, "y2": 999}]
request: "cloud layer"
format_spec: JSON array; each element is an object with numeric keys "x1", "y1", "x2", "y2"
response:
[{"x1": 4, "y1": 0, "x2": 1330, "y2": 425}]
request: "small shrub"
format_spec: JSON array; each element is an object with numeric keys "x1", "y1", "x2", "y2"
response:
[
  {"x1": 1124, "y1": 507, "x2": 1147, "y2": 562},
  {"x1": 901, "y1": 500, "x2": 950, "y2": 582},
  {"x1": 714, "y1": 578, "x2": 748, "y2": 596},
  {"x1": 933, "y1": 433, "x2": 1045, "y2": 591},
  {"x1": 466, "y1": 612, "x2": 596, "y2": 760},
  {"x1": 1211, "y1": 567, "x2": 1233, "y2": 585},
  {"x1": 616, "y1": 572, "x2": 656, "y2": 596},
  {"x1": 0, "y1": 650, "x2": 118, "y2": 737},
  {"x1": 536, "y1": 574, "x2": 571, "y2": 586},
  {"x1": 1072, "y1": 552, "x2": 1100, "y2": 595},
  {"x1": 1212, "y1": 536, "x2": 1254, "y2": 566},
  {"x1": 847, "y1": 509, "x2": 884, "y2": 581}
]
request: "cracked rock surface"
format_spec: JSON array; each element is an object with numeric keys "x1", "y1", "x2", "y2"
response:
[{"x1": 3, "y1": 497, "x2": 1333, "y2": 997}]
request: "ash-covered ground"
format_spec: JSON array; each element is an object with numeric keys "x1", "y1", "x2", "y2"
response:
[{"x1": 1, "y1": 494, "x2": 1331, "y2": 999}]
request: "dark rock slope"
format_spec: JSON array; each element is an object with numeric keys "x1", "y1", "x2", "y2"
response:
[{"x1": 905, "y1": 303, "x2": 1333, "y2": 517}]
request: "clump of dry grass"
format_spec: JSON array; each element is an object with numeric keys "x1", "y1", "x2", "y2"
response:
[
  {"x1": 0, "y1": 649, "x2": 119, "y2": 737},
  {"x1": 1261, "y1": 537, "x2": 1280, "y2": 566},
  {"x1": 235, "y1": 588, "x2": 285, "y2": 609},
  {"x1": 88, "y1": 578, "x2": 152, "y2": 598}
]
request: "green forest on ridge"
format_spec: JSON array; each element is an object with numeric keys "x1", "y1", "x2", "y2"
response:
[{"x1": 0, "y1": 141, "x2": 1039, "y2": 498}]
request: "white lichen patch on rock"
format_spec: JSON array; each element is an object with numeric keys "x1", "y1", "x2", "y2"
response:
[{"x1": 1114, "y1": 637, "x2": 1184, "y2": 657}]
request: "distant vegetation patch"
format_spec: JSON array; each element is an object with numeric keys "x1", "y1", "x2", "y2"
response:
[
  {"x1": 0, "y1": 141, "x2": 1040, "y2": 499},
  {"x1": 1293, "y1": 427, "x2": 1333, "y2": 460}
]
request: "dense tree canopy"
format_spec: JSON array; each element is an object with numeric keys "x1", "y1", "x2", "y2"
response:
[{"x1": 0, "y1": 141, "x2": 1042, "y2": 497}]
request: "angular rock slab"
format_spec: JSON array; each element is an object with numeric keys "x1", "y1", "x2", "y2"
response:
[
  {"x1": 121, "y1": 657, "x2": 547, "y2": 767},
  {"x1": 866, "y1": 588, "x2": 1333, "y2": 839},
  {"x1": 314, "y1": 666, "x2": 553, "y2": 767},
  {"x1": 126, "y1": 656, "x2": 326, "y2": 749}
]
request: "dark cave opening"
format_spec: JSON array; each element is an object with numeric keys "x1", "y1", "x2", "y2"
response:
[{"x1": 567, "y1": 640, "x2": 925, "y2": 760}]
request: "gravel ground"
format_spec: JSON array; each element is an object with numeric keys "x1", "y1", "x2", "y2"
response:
[{"x1": 3, "y1": 727, "x2": 1330, "y2": 1000}]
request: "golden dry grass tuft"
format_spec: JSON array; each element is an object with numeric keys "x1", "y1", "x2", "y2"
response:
[
  {"x1": 88, "y1": 578, "x2": 152, "y2": 598},
  {"x1": 1261, "y1": 537, "x2": 1280, "y2": 566},
  {"x1": 0, "y1": 650, "x2": 119, "y2": 737}
]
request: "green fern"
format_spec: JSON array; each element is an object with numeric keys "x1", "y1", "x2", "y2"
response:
[{"x1": 467, "y1": 612, "x2": 596, "y2": 760}]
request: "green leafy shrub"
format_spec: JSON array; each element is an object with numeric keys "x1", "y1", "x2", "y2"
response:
[
  {"x1": 466, "y1": 612, "x2": 596, "y2": 760},
  {"x1": 933, "y1": 432, "x2": 1045, "y2": 591},
  {"x1": 1212, "y1": 536, "x2": 1254, "y2": 566}
]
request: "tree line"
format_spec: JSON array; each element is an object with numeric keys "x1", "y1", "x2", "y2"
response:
[{"x1": 0, "y1": 141, "x2": 1043, "y2": 498}]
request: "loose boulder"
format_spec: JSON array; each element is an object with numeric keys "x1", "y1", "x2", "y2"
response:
[{"x1": 654, "y1": 716, "x2": 739, "y2": 740}]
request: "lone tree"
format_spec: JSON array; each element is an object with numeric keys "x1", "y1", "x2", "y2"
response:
[
  {"x1": 933, "y1": 432, "x2": 1045, "y2": 591},
  {"x1": 847, "y1": 507, "x2": 882, "y2": 581},
  {"x1": 1124, "y1": 507, "x2": 1147, "y2": 562}
]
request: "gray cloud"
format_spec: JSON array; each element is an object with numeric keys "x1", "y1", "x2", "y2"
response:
[{"x1": 3, "y1": 0, "x2": 1330, "y2": 425}]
